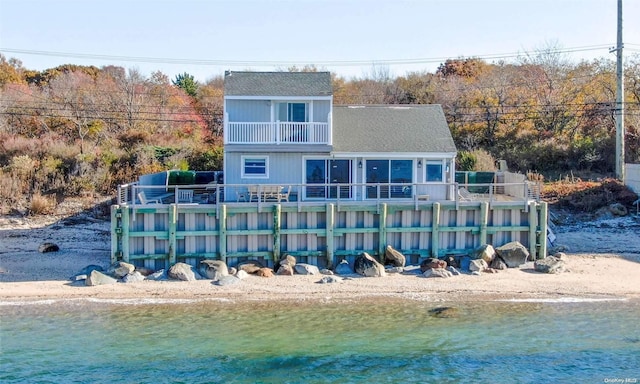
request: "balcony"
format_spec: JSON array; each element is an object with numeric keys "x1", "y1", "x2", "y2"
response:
[{"x1": 225, "y1": 121, "x2": 331, "y2": 145}]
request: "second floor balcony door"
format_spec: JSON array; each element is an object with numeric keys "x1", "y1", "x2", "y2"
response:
[{"x1": 278, "y1": 102, "x2": 308, "y2": 143}]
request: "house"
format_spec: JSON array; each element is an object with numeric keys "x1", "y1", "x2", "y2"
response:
[
  {"x1": 223, "y1": 71, "x2": 457, "y2": 201},
  {"x1": 111, "y1": 71, "x2": 548, "y2": 269}
]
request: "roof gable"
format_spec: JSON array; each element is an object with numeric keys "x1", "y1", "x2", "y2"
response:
[
  {"x1": 224, "y1": 71, "x2": 333, "y2": 97},
  {"x1": 332, "y1": 105, "x2": 456, "y2": 153}
]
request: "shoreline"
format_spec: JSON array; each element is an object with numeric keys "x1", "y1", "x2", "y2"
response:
[
  {"x1": 2, "y1": 255, "x2": 640, "y2": 304},
  {"x1": 2, "y1": 211, "x2": 640, "y2": 304}
]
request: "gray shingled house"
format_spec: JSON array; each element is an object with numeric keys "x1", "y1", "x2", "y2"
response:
[{"x1": 223, "y1": 71, "x2": 457, "y2": 201}]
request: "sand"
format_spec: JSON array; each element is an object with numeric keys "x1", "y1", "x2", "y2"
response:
[{"x1": 1, "y1": 204, "x2": 640, "y2": 304}]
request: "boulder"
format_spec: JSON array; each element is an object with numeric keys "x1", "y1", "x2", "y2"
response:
[
  {"x1": 278, "y1": 254, "x2": 297, "y2": 268},
  {"x1": 445, "y1": 256, "x2": 460, "y2": 269},
  {"x1": 495, "y1": 241, "x2": 530, "y2": 268},
  {"x1": 237, "y1": 260, "x2": 264, "y2": 274},
  {"x1": 384, "y1": 245, "x2": 406, "y2": 267},
  {"x1": 71, "y1": 274, "x2": 88, "y2": 282},
  {"x1": 469, "y1": 259, "x2": 488, "y2": 272},
  {"x1": 199, "y1": 260, "x2": 229, "y2": 281},
  {"x1": 134, "y1": 267, "x2": 155, "y2": 276},
  {"x1": 428, "y1": 307, "x2": 459, "y2": 318},
  {"x1": 235, "y1": 270, "x2": 249, "y2": 279},
  {"x1": 85, "y1": 270, "x2": 117, "y2": 286},
  {"x1": 146, "y1": 269, "x2": 167, "y2": 281},
  {"x1": 168, "y1": 262, "x2": 198, "y2": 281},
  {"x1": 38, "y1": 242, "x2": 59, "y2": 253},
  {"x1": 609, "y1": 203, "x2": 628, "y2": 216},
  {"x1": 447, "y1": 266, "x2": 461, "y2": 276},
  {"x1": 420, "y1": 258, "x2": 446, "y2": 273},
  {"x1": 215, "y1": 275, "x2": 241, "y2": 286},
  {"x1": 122, "y1": 271, "x2": 145, "y2": 283},
  {"x1": 354, "y1": 252, "x2": 386, "y2": 277},
  {"x1": 71, "y1": 265, "x2": 103, "y2": 280},
  {"x1": 294, "y1": 263, "x2": 320, "y2": 275},
  {"x1": 109, "y1": 261, "x2": 135, "y2": 278},
  {"x1": 276, "y1": 264, "x2": 294, "y2": 276},
  {"x1": 385, "y1": 266, "x2": 404, "y2": 274},
  {"x1": 318, "y1": 275, "x2": 344, "y2": 284},
  {"x1": 334, "y1": 259, "x2": 354, "y2": 275},
  {"x1": 553, "y1": 252, "x2": 567, "y2": 260},
  {"x1": 489, "y1": 257, "x2": 507, "y2": 270},
  {"x1": 320, "y1": 268, "x2": 334, "y2": 275},
  {"x1": 423, "y1": 268, "x2": 453, "y2": 278},
  {"x1": 256, "y1": 267, "x2": 274, "y2": 278},
  {"x1": 534, "y1": 256, "x2": 567, "y2": 274},
  {"x1": 471, "y1": 244, "x2": 496, "y2": 264},
  {"x1": 402, "y1": 265, "x2": 422, "y2": 275}
]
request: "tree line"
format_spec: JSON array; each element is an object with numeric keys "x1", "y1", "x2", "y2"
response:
[{"x1": 0, "y1": 52, "x2": 639, "y2": 209}]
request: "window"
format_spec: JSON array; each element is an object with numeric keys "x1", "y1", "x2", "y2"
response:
[
  {"x1": 277, "y1": 102, "x2": 308, "y2": 122},
  {"x1": 305, "y1": 159, "x2": 352, "y2": 199},
  {"x1": 365, "y1": 159, "x2": 413, "y2": 199},
  {"x1": 242, "y1": 156, "x2": 268, "y2": 178},
  {"x1": 426, "y1": 163, "x2": 443, "y2": 182}
]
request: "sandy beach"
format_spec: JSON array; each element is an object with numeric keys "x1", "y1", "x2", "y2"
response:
[{"x1": 1, "y1": 201, "x2": 640, "y2": 303}]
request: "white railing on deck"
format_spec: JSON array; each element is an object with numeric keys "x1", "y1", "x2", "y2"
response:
[
  {"x1": 117, "y1": 181, "x2": 540, "y2": 207},
  {"x1": 226, "y1": 122, "x2": 330, "y2": 144}
]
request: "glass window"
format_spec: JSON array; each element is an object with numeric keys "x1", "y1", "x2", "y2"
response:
[
  {"x1": 242, "y1": 157, "x2": 268, "y2": 178},
  {"x1": 277, "y1": 102, "x2": 307, "y2": 122},
  {"x1": 365, "y1": 159, "x2": 413, "y2": 199},
  {"x1": 426, "y1": 163, "x2": 443, "y2": 182}
]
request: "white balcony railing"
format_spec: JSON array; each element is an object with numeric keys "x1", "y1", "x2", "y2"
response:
[{"x1": 226, "y1": 122, "x2": 330, "y2": 145}]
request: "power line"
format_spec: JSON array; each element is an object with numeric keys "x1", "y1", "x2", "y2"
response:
[{"x1": 0, "y1": 45, "x2": 620, "y2": 68}]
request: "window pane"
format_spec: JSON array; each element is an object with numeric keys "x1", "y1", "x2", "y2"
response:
[
  {"x1": 306, "y1": 159, "x2": 326, "y2": 198},
  {"x1": 366, "y1": 160, "x2": 389, "y2": 198},
  {"x1": 391, "y1": 160, "x2": 412, "y2": 198},
  {"x1": 244, "y1": 158, "x2": 266, "y2": 175},
  {"x1": 289, "y1": 103, "x2": 307, "y2": 122},
  {"x1": 426, "y1": 164, "x2": 443, "y2": 181}
]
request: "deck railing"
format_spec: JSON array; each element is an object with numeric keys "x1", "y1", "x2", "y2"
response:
[
  {"x1": 117, "y1": 181, "x2": 540, "y2": 208},
  {"x1": 226, "y1": 121, "x2": 330, "y2": 144}
]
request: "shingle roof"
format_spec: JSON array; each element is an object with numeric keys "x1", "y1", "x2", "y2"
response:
[
  {"x1": 224, "y1": 71, "x2": 333, "y2": 97},
  {"x1": 332, "y1": 105, "x2": 456, "y2": 153}
]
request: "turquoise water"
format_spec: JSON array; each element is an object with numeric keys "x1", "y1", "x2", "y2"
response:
[{"x1": 1, "y1": 298, "x2": 639, "y2": 383}]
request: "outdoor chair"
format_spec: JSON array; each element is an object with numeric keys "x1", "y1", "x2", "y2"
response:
[
  {"x1": 177, "y1": 189, "x2": 194, "y2": 203},
  {"x1": 278, "y1": 185, "x2": 292, "y2": 202},
  {"x1": 138, "y1": 191, "x2": 161, "y2": 204},
  {"x1": 458, "y1": 187, "x2": 479, "y2": 201}
]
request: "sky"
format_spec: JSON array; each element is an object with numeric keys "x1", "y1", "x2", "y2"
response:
[{"x1": 1, "y1": 0, "x2": 639, "y2": 83}]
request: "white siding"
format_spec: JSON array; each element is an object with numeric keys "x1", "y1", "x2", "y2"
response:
[{"x1": 626, "y1": 163, "x2": 640, "y2": 194}]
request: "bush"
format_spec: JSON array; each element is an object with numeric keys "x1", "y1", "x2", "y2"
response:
[
  {"x1": 456, "y1": 151, "x2": 476, "y2": 171},
  {"x1": 29, "y1": 193, "x2": 56, "y2": 215}
]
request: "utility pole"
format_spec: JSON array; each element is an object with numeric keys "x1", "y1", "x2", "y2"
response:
[{"x1": 614, "y1": 0, "x2": 625, "y2": 181}]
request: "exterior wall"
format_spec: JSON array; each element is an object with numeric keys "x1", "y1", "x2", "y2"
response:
[
  {"x1": 224, "y1": 152, "x2": 313, "y2": 186},
  {"x1": 626, "y1": 163, "x2": 640, "y2": 194},
  {"x1": 226, "y1": 99, "x2": 331, "y2": 123},
  {"x1": 313, "y1": 100, "x2": 331, "y2": 123},
  {"x1": 226, "y1": 99, "x2": 271, "y2": 122},
  {"x1": 111, "y1": 201, "x2": 548, "y2": 270}
]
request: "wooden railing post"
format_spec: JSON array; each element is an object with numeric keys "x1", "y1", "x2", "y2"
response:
[
  {"x1": 378, "y1": 203, "x2": 388, "y2": 262},
  {"x1": 538, "y1": 202, "x2": 548, "y2": 259},
  {"x1": 168, "y1": 204, "x2": 177, "y2": 265},
  {"x1": 326, "y1": 203, "x2": 335, "y2": 268},
  {"x1": 273, "y1": 204, "x2": 281, "y2": 263},
  {"x1": 219, "y1": 204, "x2": 227, "y2": 264},
  {"x1": 121, "y1": 206, "x2": 130, "y2": 263},
  {"x1": 431, "y1": 202, "x2": 440, "y2": 257},
  {"x1": 528, "y1": 201, "x2": 538, "y2": 259}
]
